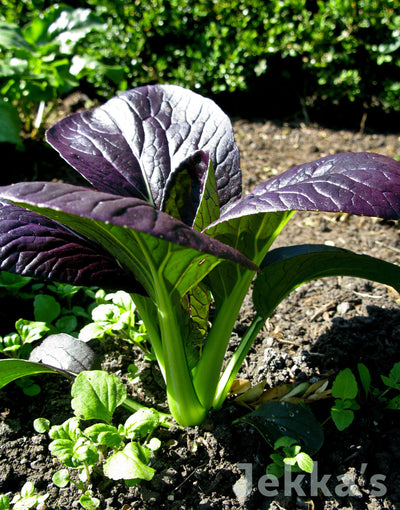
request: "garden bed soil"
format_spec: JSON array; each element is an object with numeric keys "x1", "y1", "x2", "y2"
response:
[{"x1": 1, "y1": 112, "x2": 400, "y2": 509}]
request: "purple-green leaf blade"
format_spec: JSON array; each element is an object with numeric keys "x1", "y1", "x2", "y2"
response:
[
  {"x1": 0, "y1": 200, "x2": 141, "y2": 292},
  {"x1": 46, "y1": 84, "x2": 241, "y2": 210},
  {"x1": 218, "y1": 152, "x2": 400, "y2": 221}
]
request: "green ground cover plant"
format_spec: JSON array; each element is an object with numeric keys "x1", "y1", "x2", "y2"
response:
[
  {"x1": 1, "y1": 84, "x2": 400, "y2": 428},
  {"x1": 0, "y1": 481, "x2": 48, "y2": 510},
  {"x1": 81, "y1": 0, "x2": 400, "y2": 115},
  {"x1": 330, "y1": 367, "x2": 361, "y2": 431},
  {"x1": 33, "y1": 370, "x2": 165, "y2": 509},
  {"x1": 0, "y1": 275, "x2": 95, "y2": 360}
]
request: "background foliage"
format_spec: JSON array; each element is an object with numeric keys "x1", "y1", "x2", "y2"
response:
[{"x1": 0, "y1": 0, "x2": 399, "y2": 138}]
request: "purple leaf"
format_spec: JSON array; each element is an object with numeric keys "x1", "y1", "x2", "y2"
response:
[
  {"x1": 46, "y1": 84, "x2": 241, "y2": 211},
  {"x1": 217, "y1": 152, "x2": 400, "y2": 222},
  {"x1": 0, "y1": 200, "x2": 143, "y2": 292},
  {"x1": 0, "y1": 182, "x2": 258, "y2": 272},
  {"x1": 29, "y1": 333, "x2": 98, "y2": 373},
  {"x1": 162, "y1": 151, "x2": 210, "y2": 226}
]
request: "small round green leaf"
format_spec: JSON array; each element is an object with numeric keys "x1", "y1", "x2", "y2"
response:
[
  {"x1": 75, "y1": 443, "x2": 99, "y2": 465},
  {"x1": 20, "y1": 482, "x2": 34, "y2": 498},
  {"x1": 48, "y1": 417, "x2": 81, "y2": 441},
  {"x1": 84, "y1": 423, "x2": 121, "y2": 447},
  {"x1": 53, "y1": 469, "x2": 70, "y2": 488},
  {"x1": 34, "y1": 294, "x2": 61, "y2": 323},
  {"x1": 33, "y1": 417, "x2": 51, "y2": 433},
  {"x1": 49, "y1": 439, "x2": 76, "y2": 467},
  {"x1": 80, "y1": 491, "x2": 100, "y2": 510},
  {"x1": 22, "y1": 383, "x2": 41, "y2": 396},
  {"x1": 103, "y1": 442, "x2": 154, "y2": 481},
  {"x1": 55, "y1": 315, "x2": 78, "y2": 333},
  {"x1": 147, "y1": 437, "x2": 161, "y2": 451},
  {"x1": 98, "y1": 430, "x2": 123, "y2": 448}
]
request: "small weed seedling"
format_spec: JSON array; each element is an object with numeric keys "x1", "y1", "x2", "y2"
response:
[
  {"x1": 330, "y1": 368, "x2": 360, "y2": 431},
  {"x1": 0, "y1": 481, "x2": 48, "y2": 510},
  {"x1": 330, "y1": 361, "x2": 400, "y2": 431},
  {"x1": 376, "y1": 361, "x2": 400, "y2": 409},
  {"x1": 357, "y1": 361, "x2": 400, "y2": 409},
  {"x1": 267, "y1": 436, "x2": 314, "y2": 479},
  {"x1": 34, "y1": 370, "x2": 167, "y2": 510},
  {"x1": 0, "y1": 319, "x2": 49, "y2": 360},
  {"x1": 79, "y1": 290, "x2": 152, "y2": 357}
]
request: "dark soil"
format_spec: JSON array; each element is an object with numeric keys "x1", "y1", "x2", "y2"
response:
[{"x1": 1, "y1": 107, "x2": 400, "y2": 509}]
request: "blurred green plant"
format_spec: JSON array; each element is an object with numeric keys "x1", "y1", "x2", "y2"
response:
[
  {"x1": 0, "y1": 5, "x2": 117, "y2": 144},
  {"x1": 300, "y1": 0, "x2": 400, "y2": 114},
  {"x1": 0, "y1": 481, "x2": 48, "y2": 510}
]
